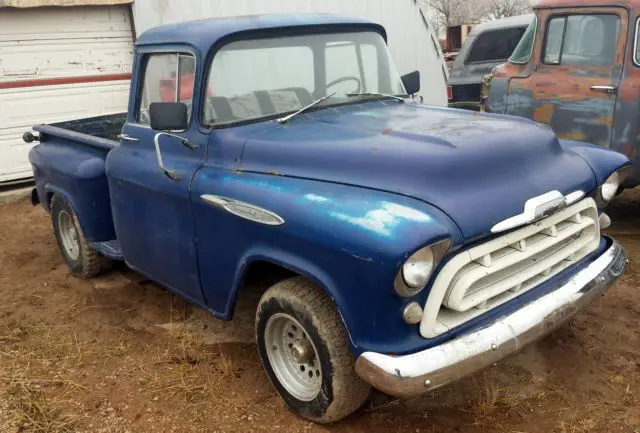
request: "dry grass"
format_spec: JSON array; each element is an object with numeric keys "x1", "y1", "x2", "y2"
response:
[
  {"x1": 556, "y1": 403, "x2": 608, "y2": 433},
  {"x1": 6, "y1": 383, "x2": 76, "y2": 432},
  {"x1": 464, "y1": 371, "x2": 523, "y2": 430}
]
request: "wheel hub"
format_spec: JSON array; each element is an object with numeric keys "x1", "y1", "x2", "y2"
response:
[
  {"x1": 291, "y1": 340, "x2": 314, "y2": 364},
  {"x1": 58, "y1": 210, "x2": 80, "y2": 261},
  {"x1": 264, "y1": 313, "x2": 322, "y2": 401}
]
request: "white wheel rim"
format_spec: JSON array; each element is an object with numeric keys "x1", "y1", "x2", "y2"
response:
[
  {"x1": 58, "y1": 210, "x2": 80, "y2": 260},
  {"x1": 264, "y1": 313, "x2": 322, "y2": 401}
]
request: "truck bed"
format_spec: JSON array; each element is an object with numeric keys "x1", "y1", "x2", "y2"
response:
[
  {"x1": 33, "y1": 113, "x2": 126, "y2": 151},
  {"x1": 49, "y1": 113, "x2": 126, "y2": 142}
]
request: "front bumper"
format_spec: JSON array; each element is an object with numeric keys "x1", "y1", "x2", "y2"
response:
[{"x1": 355, "y1": 238, "x2": 627, "y2": 397}]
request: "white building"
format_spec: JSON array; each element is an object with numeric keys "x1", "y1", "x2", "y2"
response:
[{"x1": 0, "y1": 0, "x2": 134, "y2": 182}]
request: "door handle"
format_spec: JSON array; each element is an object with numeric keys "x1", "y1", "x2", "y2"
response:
[
  {"x1": 118, "y1": 134, "x2": 139, "y2": 142},
  {"x1": 590, "y1": 85, "x2": 618, "y2": 95}
]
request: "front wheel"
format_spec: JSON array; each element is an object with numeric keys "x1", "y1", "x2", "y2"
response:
[{"x1": 255, "y1": 277, "x2": 370, "y2": 423}]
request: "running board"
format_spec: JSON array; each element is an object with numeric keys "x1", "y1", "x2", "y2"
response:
[{"x1": 89, "y1": 239, "x2": 124, "y2": 260}]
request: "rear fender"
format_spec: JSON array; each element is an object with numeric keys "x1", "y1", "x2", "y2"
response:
[{"x1": 29, "y1": 139, "x2": 116, "y2": 241}]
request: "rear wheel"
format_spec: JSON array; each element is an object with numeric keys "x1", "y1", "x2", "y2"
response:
[
  {"x1": 256, "y1": 277, "x2": 370, "y2": 423},
  {"x1": 51, "y1": 195, "x2": 112, "y2": 278}
]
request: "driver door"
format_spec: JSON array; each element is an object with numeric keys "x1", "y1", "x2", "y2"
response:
[{"x1": 107, "y1": 50, "x2": 208, "y2": 305}]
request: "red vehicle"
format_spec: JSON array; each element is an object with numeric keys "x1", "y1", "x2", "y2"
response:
[
  {"x1": 159, "y1": 73, "x2": 210, "y2": 102},
  {"x1": 487, "y1": 0, "x2": 640, "y2": 186}
]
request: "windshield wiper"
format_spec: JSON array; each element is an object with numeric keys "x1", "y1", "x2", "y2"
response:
[
  {"x1": 277, "y1": 92, "x2": 337, "y2": 124},
  {"x1": 347, "y1": 92, "x2": 406, "y2": 102}
]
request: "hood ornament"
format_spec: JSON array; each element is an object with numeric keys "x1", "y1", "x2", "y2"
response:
[{"x1": 491, "y1": 190, "x2": 584, "y2": 233}]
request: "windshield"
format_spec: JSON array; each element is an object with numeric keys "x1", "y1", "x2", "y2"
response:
[
  {"x1": 509, "y1": 17, "x2": 537, "y2": 64},
  {"x1": 202, "y1": 31, "x2": 406, "y2": 126}
]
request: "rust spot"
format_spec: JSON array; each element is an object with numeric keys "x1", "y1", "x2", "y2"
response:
[
  {"x1": 383, "y1": 128, "x2": 392, "y2": 135},
  {"x1": 533, "y1": 104, "x2": 555, "y2": 123},
  {"x1": 592, "y1": 115, "x2": 614, "y2": 127}
]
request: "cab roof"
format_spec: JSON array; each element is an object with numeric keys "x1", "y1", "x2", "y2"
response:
[
  {"x1": 533, "y1": 0, "x2": 640, "y2": 9},
  {"x1": 136, "y1": 14, "x2": 387, "y2": 50},
  {"x1": 468, "y1": 13, "x2": 534, "y2": 36}
]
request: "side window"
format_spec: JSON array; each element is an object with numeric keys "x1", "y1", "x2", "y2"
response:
[
  {"x1": 544, "y1": 17, "x2": 565, "y2": 64},
  {"x1": 544, "y1": 14, "x2": 620, "y2": 66},
  {"x1": 326, "y1": 42, "x2": 362, "y2": 94},
  {"x1": 465, "y1": 27, "x2": 528, "y2": 64},
  {"x1": 138, "y1": 53, "x2": 196, "y2": 124}
]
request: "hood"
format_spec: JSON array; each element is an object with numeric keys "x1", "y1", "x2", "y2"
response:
[
  {"x1": 448, "y1": 61, "x2": 501, "y2": 86},
  {"x1": 236, "y1": 101, "x2": 597, "y2": 241}
]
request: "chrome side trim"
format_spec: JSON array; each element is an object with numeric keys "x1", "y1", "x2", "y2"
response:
[
  {"x1": 118, "y1": 134, "x2": 139, "y2": 142},
  {"x1": 634, "y1": 17, "x2": 639, "y2": 67},
  {"x1": 491, "y1": 190, "x2": 584, "y2": 233},
  {"x1": 200, "y1": 194, "x2": 285, "y2": 226}
]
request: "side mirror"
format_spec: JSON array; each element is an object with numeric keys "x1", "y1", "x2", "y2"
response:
[
  {"x1": 149, "y1": 102, "x2": 188, "y2": 131},
  {"x1": 401, "y1": 71, "x2": 421, "y2": 96}
]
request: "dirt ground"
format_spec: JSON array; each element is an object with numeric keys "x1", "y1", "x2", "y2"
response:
[{"x1": 0, "y1": 189, "x2": 638, "y2": 433}]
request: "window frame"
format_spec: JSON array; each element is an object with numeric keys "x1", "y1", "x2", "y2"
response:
[
  {"x1": 542, "y1": 13, "x2": 621, "y2": 67},
  {"x1": 134, "y1": 48, "x2": 198, "y2": 127}
]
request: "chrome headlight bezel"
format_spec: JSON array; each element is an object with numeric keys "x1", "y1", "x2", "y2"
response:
[
  {"x1": 600, "y1": 171, "x2": 620, "y2": 202},
  {"x1": 597, "y1": 166, "x2": 632, "y2": 208},
  {"x1": 394, "y1": 239, "x2": 451, "y2": 298}
]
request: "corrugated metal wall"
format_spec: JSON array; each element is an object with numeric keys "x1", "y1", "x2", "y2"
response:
[{"x1": 131, "y1": 0, "x2": 448, "y2": 106}]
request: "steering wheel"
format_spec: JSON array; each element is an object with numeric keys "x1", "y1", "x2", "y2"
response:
[{"x1": 326, "y1": 76, "x2": 362, "y2": 94}]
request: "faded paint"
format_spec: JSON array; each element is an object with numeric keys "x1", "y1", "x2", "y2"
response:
[
  {"x1": 533, "y1": 104, "x2": 555, "y2": 123},
  {"x1": 331, "y1": 202, "x2": 432, "y2": 237},
  {"x1": 488, "y1": 1, "x2": 640, "y2": 184}
]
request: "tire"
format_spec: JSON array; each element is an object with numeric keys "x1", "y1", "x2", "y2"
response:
[
  {"x1": 50, "y1": 195, "x2": 112, "y2": 278},
  {"x1": 256, "y1": 277, "x2": 370, "y2": 423}
]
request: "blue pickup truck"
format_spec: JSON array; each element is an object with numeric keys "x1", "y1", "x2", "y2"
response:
[{"x1": 26, "y1": 15, "x2": 631, "y2": 423}]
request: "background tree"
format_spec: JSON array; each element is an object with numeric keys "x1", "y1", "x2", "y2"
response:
[
  {"x1": 421, "y1": 0, "x2": 533, "y2": 35},
  {"x1": 484, "y1": 0, "x2": 532, "y2": 19}
]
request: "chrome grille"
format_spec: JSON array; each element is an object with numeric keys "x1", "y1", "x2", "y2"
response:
[{"x1": 420, "y1": 198, "x2": 600, "y2": 338}]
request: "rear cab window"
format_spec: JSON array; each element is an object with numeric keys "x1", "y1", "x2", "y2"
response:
[
  {"x1": 543, "y1": 14, "x2": 620, "y2": 66},
  {"x1": 465, "y1": 27, "x2": 527, "y2": 64},
  {"x1": 137, "y1": 52, "x2": 196, "y2": 125}
]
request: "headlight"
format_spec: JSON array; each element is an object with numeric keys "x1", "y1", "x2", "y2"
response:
[
  {"x1": 403, "y1": 248, "x2": 435, "y2": 290},
  {"x1": 601, "y1": 171, "x2": 620, "y2": 202},
  {"x1": 394, "y1": 239, "x2": 451, "y2": 297}
]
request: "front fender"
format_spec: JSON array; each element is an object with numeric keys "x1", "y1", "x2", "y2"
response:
[
  {"x1": 190, "y1": 169, "x2": 463, "y2": 355},
  {"x1": 559, "y1": 140, "x2": 631, "y2": 186}
]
